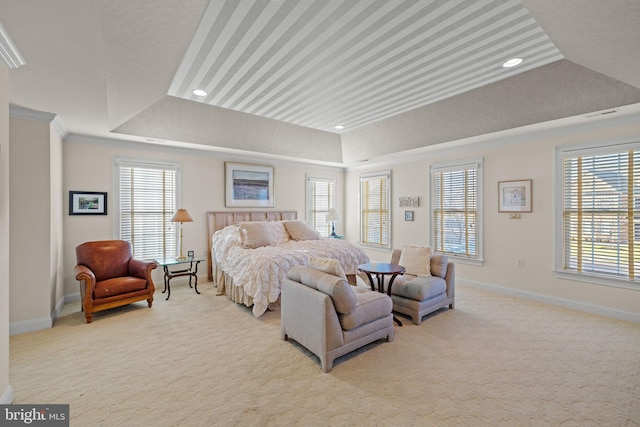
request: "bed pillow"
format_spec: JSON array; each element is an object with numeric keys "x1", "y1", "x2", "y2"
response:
[
  {"x1": 398, "y1": 246, "x2": 432, "y2": 276},
  {"x1": 238, "y1": 222, "x2": 273, "y2": 249},
  {"x1": 309, "y1": 256, "x2": 347, "y2": 279},
  {"x1": 284, "y1": 220, "x2": 322, "y2": 241}
]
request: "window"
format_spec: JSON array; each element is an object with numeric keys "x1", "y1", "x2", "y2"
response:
[
  {"x1": 307, "y1": 176, "x2": 336, "y2": 237},
  {"x1": 360, "y1": 171, "x2": 390, "y2": 248},
  {"x1": 115, "y1": 158, "x2": 179, "y2": 260},
  {"x1": 558, "y1": 142, "x2": 639, "y2": 283},
  {"x1": 431, "y1": 159, "x2": 483, "y2": 262}
]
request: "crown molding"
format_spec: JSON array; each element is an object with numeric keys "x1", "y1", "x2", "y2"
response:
[
  {"x1": 9, "y1": 104, "x2": 69, "y2": 139},
  {"x1": 0, "y1": 22, "x2": 25, "y2": 69},
  {"x1": 9, "y1": 104, "x2": 56, "y2": 122}
]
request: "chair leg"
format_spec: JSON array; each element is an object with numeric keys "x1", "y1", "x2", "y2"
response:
[{"x1": 84, "y1": 313, "x2": 93, "y2": 323}]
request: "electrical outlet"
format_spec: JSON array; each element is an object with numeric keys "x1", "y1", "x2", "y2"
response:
[{"x1": 516, "y1": 258, "x2": 525, "y2": 267}]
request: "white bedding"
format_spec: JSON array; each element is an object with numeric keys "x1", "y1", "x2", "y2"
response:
[{"x1": 212, "y1": 221, "x2": 369, "y2": 317}]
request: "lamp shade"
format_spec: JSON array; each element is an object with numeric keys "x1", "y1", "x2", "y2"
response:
[
  {"x1": 326, "y1": 208, "x2": 341, "y2": 222},
  {"x1": 171, "y1": 208, "x2": 193, "y2": 223}
]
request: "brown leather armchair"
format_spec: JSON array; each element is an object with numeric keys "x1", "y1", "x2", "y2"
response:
[{"x1": 75, "y1": 240, "x2": 157, "y2": 323}]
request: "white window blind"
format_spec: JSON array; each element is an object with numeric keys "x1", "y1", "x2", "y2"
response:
[
  {"x1": 360, "y1": 171, "x2": 390, "y2": 248},
  {"x1": 116, "y1": 159, "x2": 179, "y2": 260},
  {"x1": 561, "y1": 147, "x2": 639, "y2": 282},
  {"x1": 307, "y1": 176, "x2": 335, "y2": 237},
  {"x1": 431, "y1": 161, "x2": 481, "y2": 259}
]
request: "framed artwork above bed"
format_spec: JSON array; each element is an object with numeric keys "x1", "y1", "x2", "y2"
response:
[{"x1": 225, "y1": 162, "x2": 275, "y2": 207}]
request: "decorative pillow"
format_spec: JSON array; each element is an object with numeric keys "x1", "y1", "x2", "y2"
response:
[
  {"x1": 309, "y1": 256, "x2": 347, "y2": 279},
  {"x1": 398, "y1": 246, "x2": 432, "y2": 276},
  {"x1": 284, "y1": 220, "x2": 322, "y2": 241},
  {"x1": 430, "y1": 254, "x2": 449, "y2": 279},
  {"x1": 268, "y1": 221, "x2": 290, "y2": 245},
  {"x1": 238, "y1": 222, "x2": 273, "y2": 249}
]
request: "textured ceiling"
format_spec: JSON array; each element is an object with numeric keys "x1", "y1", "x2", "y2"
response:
[
  {"x1": 168, "y1": 0, "x2": 563, "y2": 133},
  {"x1": 1, "y1": 0, "x2": 640, "y2": 164}
]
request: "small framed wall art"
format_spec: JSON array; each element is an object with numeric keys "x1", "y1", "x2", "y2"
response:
[
  {"x1": 69, "y1": 191, "x2": 107, "y2": 215},
  {"x1": 498, "y1": 179, "x2": 532, "y2": 213},
  {"x1": 405, "y1": 210, "x2": 414, "y2": 221},
  {"x1": 399, "y1": 196, "x2": 419, "y2": 207}
]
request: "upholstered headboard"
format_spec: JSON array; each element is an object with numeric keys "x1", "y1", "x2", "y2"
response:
[{"x1": 206, "y1": 210, "x2": 297, "y2": 281}]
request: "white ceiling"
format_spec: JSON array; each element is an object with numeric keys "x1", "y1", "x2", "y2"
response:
[{"x1": 1, "y1": 0, "x2": 640, "y2": 164}]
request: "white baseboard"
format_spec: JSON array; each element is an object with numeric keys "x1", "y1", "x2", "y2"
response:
[
  {"x1": 461, "y1": 279, "x2": 640, "y2": 323},
  {"x1": 9, "y1": 317, "x2": 52, "y2": 336},
  {"x1": 9, "y1": 293, "x2": 82, "y2": 336},
  {"x1": 64, "y1": 293, "x2": 81, "y2": 303},
  {"x1": 0, "y1": 385, "x2": 13, "y2": 404},
  {"x1": 50, "y1": 295, "x2": 66, "y2": 325}
]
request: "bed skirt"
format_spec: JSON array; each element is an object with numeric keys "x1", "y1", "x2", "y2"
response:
[{"x1": 213, "y1": 258, "x2": 281, "y2": 312}]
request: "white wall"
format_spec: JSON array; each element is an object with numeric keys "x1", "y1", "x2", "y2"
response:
[
  {"x1": 50, "y1": 127, "x2": 64, "y2": 318},
  {"x1": 9, "y1": 118, "x2": 53, "y2": 327},
  {"x1": 0, "y1": 60, "x2": 12, "y2": 403},
  {"x1": 345, "y1": 115, "x2": 640, "y2": 321},
  {"x1": 63, "y1": 139, "x2": 345, "y2": 297},
  {"x1": 11, "y1": 108, "x2": 640, "y2": 331}
]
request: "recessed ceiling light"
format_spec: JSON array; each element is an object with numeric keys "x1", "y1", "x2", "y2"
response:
[
  {"x1": 502, "y1": 57, "x2": 523, "y2": 68},
  {"x1": 334, "y1": 125, "x2": 344, "y2": 130},
  {"x1": 192, "y1": 89, "x2": 208, "y2": 97}
]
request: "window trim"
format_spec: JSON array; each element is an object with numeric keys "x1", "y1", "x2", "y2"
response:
[
  {"x1": 113, "y1": 157, "x2": 181, "y2": 259},
  {"x1": 554, "y1": 138, "x2": 640, "y2": 290},
  {"x1": 359, "y1": 170, "x2": 391, "y2": 250},
  {"x1": 429, "y1": 158, "x2": 484, "y2": 266}
]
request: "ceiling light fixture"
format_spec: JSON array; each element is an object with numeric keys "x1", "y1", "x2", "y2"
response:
[
  {"x1": 502, "y1": 57, "x2": 523, "y2": 68},
  {"x1": 192, "y1": 89, "x2": 208, "y2": 97},
  {"x1": 334, "y1": 125, "x2": 344, "y2": 130}
]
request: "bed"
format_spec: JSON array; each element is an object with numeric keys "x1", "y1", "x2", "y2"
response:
[{"x1": 206, "y1": 210, "x2": 369, "y2": 317}]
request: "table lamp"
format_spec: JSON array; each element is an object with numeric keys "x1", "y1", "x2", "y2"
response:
[
  {"x1": 171, "y1": 208, "x2": 193, "y2": 260},
  {"x1": 326, "y1": 208, "x2": 341, "y2": 238}
]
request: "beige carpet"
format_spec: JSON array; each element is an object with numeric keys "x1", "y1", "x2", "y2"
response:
[{"x1": 9, "y1": 280, "x2": 640, "y2": 426}]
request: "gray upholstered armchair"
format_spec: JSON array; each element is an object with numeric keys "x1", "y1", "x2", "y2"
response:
[
  {"x1": 386, "y1": 246, "x2": 455, "y2": 325},
  {"x1": 281, "y1": 264, "x2": 394, "y2": 372}
]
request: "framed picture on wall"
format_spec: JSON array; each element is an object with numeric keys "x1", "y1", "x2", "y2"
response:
[
  {"x1": 225, "y1": 162, "x2": 275, "y2": 207},
  {"x1": 69, "y1": 191, "x2": 107, "y2": 215},
  {"x1": 498, "y1": 179, "x2": 532, "y2": 213},
  {"x1": 405, "y1": 210, "x2": 414, "y2": 221}
]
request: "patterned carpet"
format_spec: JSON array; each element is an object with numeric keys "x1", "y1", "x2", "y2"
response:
[{"x1": 9, "y1": 280, "x2": 640, "y2": 426}]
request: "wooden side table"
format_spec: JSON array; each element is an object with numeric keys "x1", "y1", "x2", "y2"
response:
[
  {"x1": 155, "y1": 257, "x2": 204, "y2": 300},
  {"x1": 357, "y1": 262, "x2": 406, "y2": 326}
]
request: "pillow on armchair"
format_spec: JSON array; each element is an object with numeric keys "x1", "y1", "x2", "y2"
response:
[
  {"x1": 430, "y1": 254, "x2": 449, "y2": 279},
  {"x1": 398, "y1": 246, "x2": 432, "y2": 276},
  {"x1": 308, "y1": 256, "x2": 347, "y2": 279}
]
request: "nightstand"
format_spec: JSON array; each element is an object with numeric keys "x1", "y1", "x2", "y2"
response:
[{"x1": 155, "y1": 257, "x2": 204, "y2": 300}]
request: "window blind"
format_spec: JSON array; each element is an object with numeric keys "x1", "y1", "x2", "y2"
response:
[
  {"x1": 432, "y1": 164, "x2": 478, "y2": 258},
  {"x1": 562, "y1": 149, "x2": 639, "y2": 281},
  {"x1": 117, "y1": 160, "x2": 178, "y2": 260},
  {"x1": 307, "y1": 176, "x2": 335, "y2": 237},
  {"x1": 360, "y1": 171, "x2": 390, "y2": 248}
]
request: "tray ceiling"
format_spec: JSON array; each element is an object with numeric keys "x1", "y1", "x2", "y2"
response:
[{"x1": 168, "y1": 0, "x2": 562, "y2": 133}]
